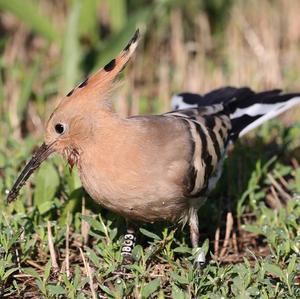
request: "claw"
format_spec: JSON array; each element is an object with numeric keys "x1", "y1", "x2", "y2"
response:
[{"x1": 193, "y1": 247, "x2": 206, "y2": 276}]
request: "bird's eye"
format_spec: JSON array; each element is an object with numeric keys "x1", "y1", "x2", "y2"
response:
[{"x1": 54, "y1": 123, "x2": 66, "y2": 134}]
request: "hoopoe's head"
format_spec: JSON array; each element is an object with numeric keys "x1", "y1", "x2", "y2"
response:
[{"x1": 7, "y1": 29, "x2": 140, "y2": 203}]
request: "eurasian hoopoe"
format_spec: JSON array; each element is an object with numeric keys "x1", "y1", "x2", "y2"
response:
[{"x1": 7, "y1": 30, "x2": 300, "y2": 268}]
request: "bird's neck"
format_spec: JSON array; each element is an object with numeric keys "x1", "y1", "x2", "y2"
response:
[{"x1": 76, "y1": 114, "x2": 134, "y2": 167}]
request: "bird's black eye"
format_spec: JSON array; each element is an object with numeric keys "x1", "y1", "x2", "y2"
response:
[{"x1": 55, "y1": 123, "x2": 65, "y2": 134}]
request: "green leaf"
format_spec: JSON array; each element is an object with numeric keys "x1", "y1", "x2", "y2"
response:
[
  {"x1": 65, "y1": 167, "x2": 82, "y2": 192},
  {"x1": 59, "y1": 187, "x2": 83, "y2": 226},
  {"x1": 172, "y1": 284, "x2": 187, "y2": 299},
  {"x1": 170, "y1": 272, "x2": 189, "y2": 285},
  {"x1": 43, "y1": 260, "x2": 52, "y2": 282},
  {"x1": 85, "y1": 247, "x2": 101, "y2": 268},
  {"x1": 173, "y1": 246, "x2": 192, "y2": 254},
  {"x1": 243, "y1": 225, "x2": 262, "y2": 235},
  {"x1": 47, "y1": 284, "x2": 66, "y2": 295},
  {"x1": 3, "y1": 267, "x2": 19, "y2": 280},
  {"x1": 140, "y1": 228, "x2": 161, "y2": 240},
  {"x1": 141, "y1": 278, "x2": 160, "y2": 298},
  {"x1": 37, "y1": 201, "x2": 54, "y2": 215},
  {"x1": 34, "y1": 161, "x2": 60, "y2": 214},
  {"x1": 132, "y1": 244, "x2": 144, "y2": 261},
  {"x1": 80, "y1": 215, "x2": 103, "y2": 232},
  {"x1": 201, "y1": 238, "x2": 210, "y2": 255},
  {"x1": 287, "y1": 255, "x2": 296, "y2": 275},
  {"x1": 100, "y1": 285, "x2": 114, "y2": 296},
  {"x1": 0, "y1": 0, "x2": 60, "y2": 42},
  {"x1": 264, "y1": 263, "x2": 284, "y2": 280},
  {"x1": 23, "y1": 267, "x2": 41, "y2": 280}
]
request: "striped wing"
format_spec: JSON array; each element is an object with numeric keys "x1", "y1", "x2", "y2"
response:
[
  {"x1": 164, "y1": 107, "x2": 231, "y2": 198},
  {"x1": 169, "y1": 87, "x2": 300, "y2": 198},
  {"x1": 172, "y1": 87, "x2": 300, "y2": 139}
]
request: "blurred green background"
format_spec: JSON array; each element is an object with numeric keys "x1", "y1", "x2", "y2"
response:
[
  {"x1": 0, "y1": 0, "x2": 300, "y2": 298},
  {"x1": 1, "y1": 0, "x2": 300, "y2": 138}
]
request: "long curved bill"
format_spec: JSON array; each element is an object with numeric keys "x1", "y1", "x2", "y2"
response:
[{"x1": 6, "y1": 142, "x2": 55, "y2": 203}]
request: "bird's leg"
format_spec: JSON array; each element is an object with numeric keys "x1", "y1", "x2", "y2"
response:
[
  {"x1": 189, "y1": 208, "x2": 206, "y2": 272},
  {"x1": 121, "y1": 222, "x2": 137, "y2": 265}
]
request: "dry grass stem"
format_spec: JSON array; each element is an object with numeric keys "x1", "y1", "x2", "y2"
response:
[
  {"x1": 219, "y1": 211, "x2": 234, "y2": 259},
  {"x1": 65, "y1": 212, "x2": 70, "y2": 278},
  {"x1": 274, "y1": 170, "x2": 290, "y2": 189},
  {"x1": 81, "y1": 197, "x2": 90, "y2": 245},
  {"x1": 47, "y1": 220, "x2": 59, "y2": 273},
  {"x1": 79, "y1": 247, "x2": 97, "y2": 299},
  {"x1": 267, "y1": 173, "x2": 292, "y2": 203},
  {"x1": 267, "y1": 186, "x2": 282, "y2": 209},
  {"x1": 232, "y1": 231, "x2": 239, "y2": 255},
  {"x1": 214, "y1": 226, "x2": 220, "y2": 258}
]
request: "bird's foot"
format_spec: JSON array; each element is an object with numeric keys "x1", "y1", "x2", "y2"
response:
[
  {"x1": 114, "y1": 253, "x2": 132, "y2": 275},
  {"x1": 193, "y1": 247, "x2": 206, "y2": 276},
  {"x1": 117, "y1": 229, "x2": 136, "y2": 273},
  {"x1": 121, "y1": 252, "x2": 133, "y2": 266},
  {"x1": 120, "y1": 231, "x2": 136, "y2": 260}
]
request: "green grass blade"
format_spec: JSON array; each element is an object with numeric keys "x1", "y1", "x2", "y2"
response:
[
  {"x1": 0, "y1": 0, "x2": 60, "y2": 43},
  {"x1": 141, "y1": 278, "x2": 161, "y2": 298},
  {"x1": 17, "y1": 51, "x2": 44, "y2": 119},
  {"x1": 0, "y1": 59, "x2": 6, "y2": 123},
  {"x1": 0, "y1": 60, "x2": 4, "y2": 106},
  {"x1": 79, "y1": 0, "x2": 99, "y2": 43},
  {"x1": 107, "y1": 0, "x2": 127, "y2": 32},
  {"x1": 61, "y1": 0, "x2": 82, "y2": 93}
]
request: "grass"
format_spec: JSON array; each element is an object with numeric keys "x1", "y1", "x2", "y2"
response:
[
  {"x1": 0, "y1": 0, "x2": 300, "y2": 298},
  {"x1": 1, "y1": 130, "x2": 300, "y2": 298}
]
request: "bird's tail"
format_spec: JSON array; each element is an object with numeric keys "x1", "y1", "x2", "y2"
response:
[
  {"x1": 171, "y1": 87, "x2": 300, "y2": 139},
  {"x1": 226, "y1": 89, "x2": 300, "y2": 138}
]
